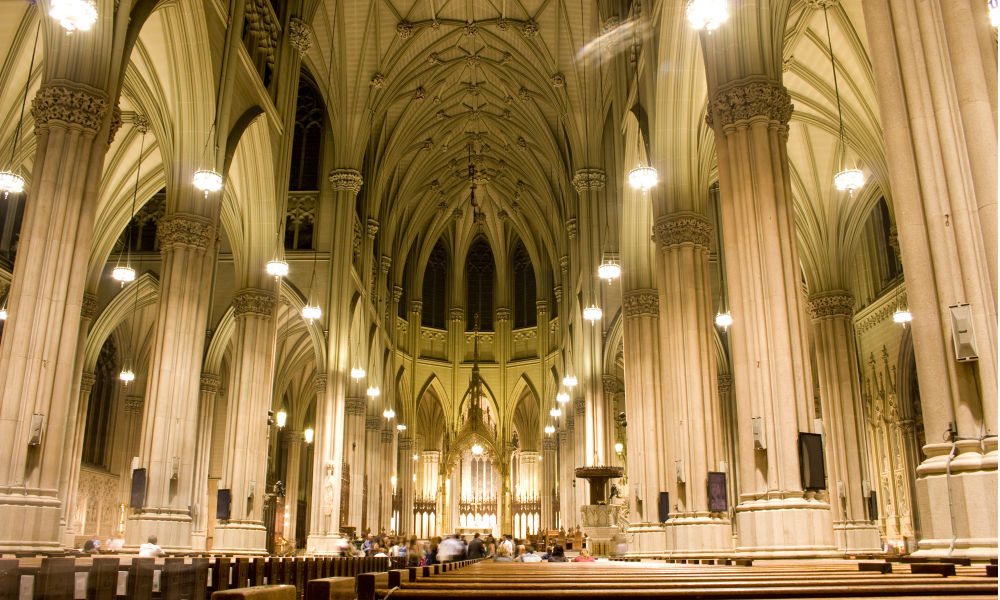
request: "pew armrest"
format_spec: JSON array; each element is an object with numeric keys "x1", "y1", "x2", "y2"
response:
[
  {"x1": 305, "y1": 577, "x2": 356, "y2": 600},
  {"x1": 211, "y1": 584, "x2": 297, "y2": 600}
]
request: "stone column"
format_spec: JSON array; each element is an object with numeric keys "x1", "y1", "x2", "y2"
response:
[
  {"x1": 652, "y1": 214, "x2": 731, "y2": 555},
  {"x1": 541, "y1": 437, "x2": 557, "y2": 530},
  {"x1": 0, "y1": 82, "x2": 112, "y2": 552},
  {"x1": 380, "y1": 428, "x2": 395, "y2": 532},
  {"x1": 363, "y1": 415, "x2": 381, "y2": 534},
  {"x1": 705, "y1": 79, "x2": 834, "y2": 556},
  {"x1": 397, "y1": 436, "x2": 415, "y2": 535},
  {"x1": 863, "y1": 0, "x2": 997, "y2": 559},
  {"x1": 59, "y1": 370, "x2": 98, "y2": 547},
  {"x1": 127, "y1": 212, "x2": 217, "y2": 550},
  {"x1": 420, "y1": 450, "x2": 440, "y2": 537},
  {"x1": 343, "y1": 397, "x2": 366, "y2": 532},
  {"x1": 557, "y1": 427, "x2": 574, "y2": 530},
  {"x1": 282, "y1": 430, "x2": 304, "y2": 545},
  {"x1": 116, "y1": 395, "x2": 145, "y2": 507},
  {"x1": 807, "y1": 292, "x2": 882, "y2": 552},
  {"x1": 190, "y1": 373, "x2": 220, "y2": 550},
  {"x1": 517, "y1": 451, "x2": 540, "y2": 501},
  {"x1": 214, "y1": 289, "x2": 277, "y2": 553}
]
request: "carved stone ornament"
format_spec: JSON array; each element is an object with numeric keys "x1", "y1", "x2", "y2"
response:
[
  {"x1": 370, "y1": 73, "x2": 386, "y2": 89},
  {"x1": 80, "y1": 371, "x2": 97, "y2": 392},
  {"x1": 157, "y1": 213, "x2": 215, "y2": 250},
  {"x1": 496, "y1": 18, "x2": 510, "y2": 31},
  {"x1": 124, "y1": 396, "x2": 144, "y2": 414},
  {"x1": 565, "y1": 218, "x2": 578, "y2": 239},
  {"x1": 366, "y1": 416, "x2": 381, "y2": 430},
  {"x1": 81, "y1": 293, "x2": 99, "y2": 320},
  {"x1": 314, "y1": 373, "x2": 328, "y2": 394},
  {"x1": 392, "y1": 285, "x2": 403, "y2": 302},
  {"x1": 495, "y1": 307, "x2": 511, "y2": 322},
  {"x1": 366, "y1": 218, "x2": 380, "y2": 238},
  {"x1": 414, "y1": 87, "x2": 426, "y2": 100},
  {"x1": 536, "y1": 300, "x2": 548, "y2": 315},
  {"x1": 396, "y1": 21, "x2": 414, "y2": 39},
  {"x1": 232, "y1": 288, "x2": 276, "y2": 317},
  {"x1": 329, "y1": 168, "x2": 363, "y2": 192},
  {"x1": 652, "y1": 212, "x2": 712, "y2": 251},
  {"x1": 803, "y1": 0, "x2": 837, "y2": 7},
  {"x1": 200, "y1": 373, "x2": 221, "y2": 394},
  {"x1": 717, "y1": 373, "x2": 733, "y2": 395},
  {"x1": 603, "y1": 375, "x2": 620, "y2": 396},
  {"x1": 707, "y1": 79, "x2": 793, "y2": 128},
  {"x1": 288, "y1": 18, "x2": 313, "y2": 55},
  {"x1": 380, "y1": 431, "x2": 394, "y2": 444},
  {"x1": 807, "y1": 291, "x2": 855, "y2": 319},
  {"x1": 133, "y1": 113, "x2": 150, "y2": 134},
  {"x1": 521, "y1": 20, "x2": 539, "y2": 38},
  {"x1": 449, "y1": 307, "x2": 465, "y2": 321},
  {"x1": 622, "y1": 289, "x2": 659, "y2": 318},
  {"x1": 553, "y1": 285, "x2": 563, "y2": 302},
  {"x1": 107, "y1": 105, "x2": 123, "y2": 146},
  {"x1": 32, "y1": 80, "x2": 109, "y2": 135},
  {"x1": 543, "y1": 437, "x2": 558, "y2": 451},
  {"x1": 464, "y1": 22, "x2": 478, "y2": 36},
  {"x1": 410, "y1": 299, "x2": 423, "y2": 313},
  {"x1": 574, "y1": 397, "x2": 586, "y2": 415},
  {"x1": 551, "y1": 73, "x2": 566, "y2": 88},
  {"x1": 380, "y1": 255, "x2": 392, "y2": 273},
  {"x1": 518, "y1": 87, "x2": 532, "y2": 102},
  {"x1": 345, "y1": 397, "x2": 366, "y2": 416},
  {"x1": 572, "y1": 168, "x2": 607, "y2": 193}
]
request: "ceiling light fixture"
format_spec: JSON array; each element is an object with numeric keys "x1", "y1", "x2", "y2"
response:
[
  {"x1": 583, "y1": 305, "x2": 603, "y2": 324},
  {"x1": 351, "y1": 366, "x2": 366, "y2": 381},
  {"x1": 471, "y1": 444, "x2": 483, "y2": 456},
  {"x1": 544, "y1": 425, "x2": 555, "y2": 435},
  {"x1": 562, "y1": 375, "x2": 577, "y2": 388},
  {"x1": 366, "y1": 386, "x2": 380, "y2": 398},
  {"x1": 1, "y1": 23, "x2": 40, "y2": 197},
  {"x1": 715, "y1": 312, "x2": 733, "y2": 330},
  {"x1": 627, "y1": 165, "x2": 658, "y2": 192},
  {"x1": 304, "y1": 428, "x2": 314, "y2": 443},
  {"x1": 822, "y1": 5, "x2": 865, "y2": 196},
  {"x1": 383, "y1": 408, "x2": 395, "y2": 419},
  {"x1": 556, "y1": 391, "x2": 570, "y2": 404},
  {"x1": 266, "y1": 259, "x2": 289, "y2": 279},
  {"x1": 549, "y1": 407, "x2": 562, "y2": 418},
  {"x1": 50, "y1": 0, "x2": 98, "y2": 33}
]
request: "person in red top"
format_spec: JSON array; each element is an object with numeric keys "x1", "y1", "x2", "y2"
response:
[{"x1": 571, "y1": 548, "x2": 596, "y2": 562}]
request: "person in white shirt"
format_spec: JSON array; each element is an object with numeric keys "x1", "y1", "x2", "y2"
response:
[
  {"x1": 499, "y1": 535, "x2": 514, "y2": 556},
  {"x1": 138, "y1": 535, "x2": 165, "y2": 557},
  {"x1": 517, "y1": 546, "x2": 542, "y2": 563}
]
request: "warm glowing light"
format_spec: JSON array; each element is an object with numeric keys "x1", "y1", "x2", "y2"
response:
[
  {"x1": 192, "y1": 169, "x2": 223, "y2": 192},
  {"x1": 304, "y1": 428, "x2": 314, "y2": 443},
  {"x1": 615, "y1": 442, "x2": 624, "y2": 453},
  {"x1": 0, "y1": 308, "x2": 6, "y2": 320},
  {"x1": 583, "y1": 305, "x2": 603, "y2": 323},
  {"x1": 549, "y1": 407, "x2": 562, "y2": 418},
  {"x1": 627, "y1": 165, "x2": 658, "y2": 192},
  {"x1": 351, "y1": 366, "x2": 366, "y2": 381},
  {"x1": 50, "y1": 0, "x2": 98, "y2": 32},
  {"x1": 383, "y1": 408, "x2": 396, "y2": 419},
  {"x1": 556, "y1": 391, "x2": 570, "y2": 404},
  {"x1": 991, "y1": 0, "x2": 1000, "y2": 27},
  {"x1": 266, "y1": 260, "x2": 289, "y2": 278},
  {"x1": 562, "y1": 375, "x2": 577, "y2": 388},
  {"x1": 413, "y1": 454, "x2": 419, "y2": 461},
  {"x1": 275, "y1": 410, "x2": 287, "y2": 428},
  {"x1": 471, "y1": 444, "x2": 483, "y2": 456},
  {"x1": 834, "y1": 168, "x2": 865, "y2": 195},
  {"x1": 544, "y1": 425, "x2": 555, "y2": 435},
  {"x1": 893, "y1": 309, "x2": 913, "y2": 325},
  {"x1": 397, "y1": 424, "x2": 407, "y2": 431},
  {"x1": 598, "y1": 260, "x2": 621, "y2": 283},
  {"x1": 391, "y1": 476, "x2": 397, "y2": 487},
  {"x1": 119, "y1": 368, "x2": 135, "y2": 384},
  {"x1": 366, "y1": 386, "x2": 380, "y2": 398},
  {"x1": 686, "y1": 0, "x2": 729, "y2": 31},
  {"x1": 715, "y1": 312, "x2": 733, "y2": 329},
  {"x1": 301, "y1": 304, "x2": 321, "y2": 323},
  {"x1": 0, "y1": 171, "x2": 25, "y2": 194},
  {"x1": 112, "y1": 265, "x2": 136, "y2": 285}
]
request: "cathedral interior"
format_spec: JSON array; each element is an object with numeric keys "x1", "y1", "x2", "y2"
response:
[{"x1": 0, "y1": 0, "x2": 995, "y2": 559}]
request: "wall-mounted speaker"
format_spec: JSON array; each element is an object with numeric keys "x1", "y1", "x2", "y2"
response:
[
  {"x1": 217, "y1": 489, "x2": 232, "y2": 520},
  {"x1": 129, "y1": 468, "x2": 147, "y2": 509},
  {"x1": 657, "y1": 492, "x2": 669, "y2": 523},
  {"x1": 798, "y1": 432, "x2": 826, "y2": 491}
]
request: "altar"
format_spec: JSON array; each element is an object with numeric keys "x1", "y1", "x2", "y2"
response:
[{"x1": 455, "y1": 526, "x2": 494, "y2": 541}]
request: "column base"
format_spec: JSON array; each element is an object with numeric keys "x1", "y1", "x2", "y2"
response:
[
  {"x1": 626, "y1": 523, "x2": 667, "y2": 556},
  {"x1": 833, "y1": 520, "x2": 883, "y2": 554},
  {"x1": 125, "y1": 509, "x2": 193, "y2": 552},
  {"x1": 912, "y1": 448, "x2": 997, "y2": 560},
  {"x1": 0, "y1": 491, "x2": 62, "y2": 553},
  {"x1": 735, "y1": 495, "x2": 838, "y2": 557},
  {"x1": 307, "y1": 533, "x2": 349, "y2": 555},
  {"x1": 212, "y1": 520, "x2": 267, "y2": 555},
  {"x1": 190, "y1": 530, "x2": 208, "y2": 552},
  {"x1": 664, "y1": 514, "x2": 733, "y2": 556}
]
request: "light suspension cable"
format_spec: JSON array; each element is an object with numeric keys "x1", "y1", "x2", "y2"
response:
[
  {"x1": 823, "y1": 5, "x2": 864, "y2": 196},
  {"x1": 0, "y1": 21, "x2": 40, "y2": 197}
]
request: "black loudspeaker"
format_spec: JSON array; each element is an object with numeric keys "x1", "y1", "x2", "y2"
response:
[
  {"x1": 707, "y1": 472, "x2": 727, "y2": 512},
  {"x1": 798, "y1": 432, "x2": 826, "y2": 490},
  {"x1": 217, "y1": 489, "x2": 232, "y2": 520},
  {"x1": 867, "y1": 492, "x2": 879, "y2": 521},
  {"x1": 657, "y1": 492, "x2": 670, "y2": 523},
  {"x1": 129, "y1": 468, "x2": 146, "y2": 508}
]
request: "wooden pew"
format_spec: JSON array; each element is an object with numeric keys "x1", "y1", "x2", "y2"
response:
[{"x1": 211, "y1": 584, "x2": 297, "y2": 600}]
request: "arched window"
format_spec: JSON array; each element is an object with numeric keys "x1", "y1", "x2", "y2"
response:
[
  {"x1": 422, "y1": 242, "x2": 448, "y2": 329},
  {"x1": 466, "y1": 238, "x2": 495, "y2": 331},
  {"x1": 82, "y1": 338, "x2": 118, "y2": 468},
  {"x1": 285, "y1": 74, "x2": 324, "y2": 250},
  {"x1": 512, "y1": 241, "x2": 536, "y2": 328}
]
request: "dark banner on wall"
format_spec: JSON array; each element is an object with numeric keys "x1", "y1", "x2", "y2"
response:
[{"x1": 707, "y1": 472, "x2": 727, "y2": 512}]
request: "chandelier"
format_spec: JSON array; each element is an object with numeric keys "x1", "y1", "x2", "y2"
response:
[
  {"x1": 598, "y1": 258, "x2": 621, "y2": 284},
  {"x1": 192, "y1": 169, "x2": 223, "y2": 193},
  {"x1": 556, "y1": 391, "x2": 569, "y2": 404},
  {"x1": 351, "y1": 366, "x2": 366, "y2": 381},
  {"x1": 822, "y1": 5, "x2": 865, "y2": 196},
  {"x1": 396, "y1": 424, "x2": 407, "y2": 432},
  {"x1": 119, "y1": 368, "x2": 135, "y2": 384},
  {"x1": 1, "y1": 23, "x2": 39, "y2": 196},
  {"x1": 615, "y1": 442, "x2": 624, "y2": 453},
  {"x1": 471, "y1": 443, "x2": 484, "y2": 456},
  {"x1": 366, "y1": 385, "x2": 380, "y2": 398},
  {"x1": 0, "y1": 305, "x2": 6, "y2": 320},
  {"x1": 301, "y1": 304, "x2": 321, "y2": 323},
  {"x1": 266, "y1": 259, "x2": 289, "y2": 278},
  {"x1": 112, "y1": 265, "x2": 136, "y2": 285},
  {"x1": 304, "y1": 428, "x2": 314, "y2": 443},
  {"x1": 583, "y1": 305, "x2": 603, "y2": 324},
  {"x1": 893, "y1": 308, "x2": 912, "y2": 326},
  {"x1": 383, "y1": 407, "x2": 395, "y2": 419},
  {"x1": 50, "y1": 0, "x2": 98, "y2": 33},
  {"x1": 715, "y1": 312, "x2": 733, "y2": 330},
  {"x1": 562, "y1": 375, "x2": 577, "y2": 388},
  {"x1": 549, "y1": 407, "x2": 562, "y2": 418},
  {"x1": 544, "y1": 425, "x2": 555, "y2": 435},
  {"x1": 0, "y1": 171, "x2": 24, "y2": 196},
  {"x1": 833, "y1": 168, "x2": 865, "y2": 194},
  {"x1": 627, "y1": 165, "x2": 658, "y2": 192},
  {"x1": 686, "y1": 0, "x2": 729, "y2": 31},
  {"x1": 275, "y1": 410, "x2": 287, "y2": 428}
]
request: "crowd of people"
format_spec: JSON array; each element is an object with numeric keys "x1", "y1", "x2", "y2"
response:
[{"x1": 346, "y1": 530, "x2": 599, "y2": 563}]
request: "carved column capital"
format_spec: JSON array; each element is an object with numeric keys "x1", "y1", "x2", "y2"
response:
[
  {"x1": 380, "y1": 255, "x2": 392, "y2": 274},
  {"x1": 366, "y1": 416, "x2": 381, "y2": 430},
  {"x1": 398, "y1": 436, "x2": 414, "y2": 450},
  {"x1": 80, "y1": 293, "x2": 99, "y2": 320},
  {"x1": 31, "y1": 80, "x2": 109, "y2": 134},
  {"x1": 717, "y1": 373, "x2": 733, "y2": 396},
  {"x1": 380, "y1": 430, "x2": 394, "y2": 444},
  {"x1": 107, "y1": 105, "x2": 123, "y2": 146},
  {"x1": 553, "y1": 286, "x2": 563, "y2": 303},
  {"x1": 410, "y1": 300, "x2": 423, "y2": 314},
  {"x1": 565, "y1": 218, "x2": 578, "y2": 240},
  {"x1": 329, "y1": 168, "x2": 363, "y2": 193},
  {"x1": 366, "y1": 218, "x2": 380, "y2": 239},
  {"x1": 574, "y1": 397, "x2": 585, "y2": 416},
  {"x1": 652, "y1": 212, "x2": 712, "y2": 251},
  {"x1": 345, "y1": 397, "x2": 366, "y2": 416},
  {"x1": 288, "y1": 17, "x2": 313, "y2": 55},
  {"x1": 124, "y1": 396, "x2": 144, "y2": 414},
  {"x1": 232, "y1": 288, "x2": 275, "y2": 317},
  {"x1": 542, "y1": 437, "x2": 558, "y2": 451},
  {"x1": 157, "y1": 213, "x2": 216, "y2": 250},
  {"x1": 449, "y1": 307, "x2": 465, "y2": 321},
  {"x1": 495, "y1": 307, "x2": 511, "y2": 323},
  {"x1": 622, "y1": 289, "x2": 659, "y2": 318},
  {"x1": 603, "y1": 375, "x2": 620, "y2": 396},
  {"x1": 392, "y1": 285, "x2": 403, "y2": 302},
  {"x1": 80, "y1": 372, "x2": 97, "y2": 393},
  {"x1": 535, "y1": 300, "x2": 548, "y2": 315},
  {"x1": 571, "y1": 168, "x2": 606, "y2": 193},
  {"x1": 707, "y1": 79, "x2": 793, "y2": 128},
  {"x1": 200, "y1": 373, "x2": 221, "y2": 394},
  {"x1": 314, "y1": 373, "x2": 328, "y2": 394},
  {"x1": 807, "y1": 291, "x2": 855, "y2": 319}
]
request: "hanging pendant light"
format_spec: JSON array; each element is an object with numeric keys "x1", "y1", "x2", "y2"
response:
[
  {"x1": 833, "y1": 168, "x2": 865, "y2": 195},
  {"x1": 351, "y1": 365, "x2": 366, "y2": 381},
  {"x1": 715, "y1": 312, "x2": 733, "y2": 330},
  {"x1": 118, "y1": 368, "x2": 135, "y2": 384},
  {"x1": 112, "y1": 125, "x2": 146, "y2": 286},
  {"x1": 112, "y1": 265, "x2": 136, "y2": 285},
  {"x1": 275, "y1": 410, "x2": 287, "y2": 428},
  {"x1": 686, "y1": 0, "x2": 729, "y2": 31},
  {"x1": 266, "y1": 259, "x2": 289, "y2": 278},
  {"x1": 192, "y1": 169, "x2": 223, "y2": 193},
  {"x1": 598, "y1": 257, "x2": 621, "y2": 283},
  {"x1": 544, "y1": 425, "x2": 555, "y2": 435},
  {"x1": 583, "y1": 304, "x2": 603, "y2": 324},
  {"x1": 562, "y1": 375, "x2": 577, "y2": 388},
  {"x1": 471, "y1": 444, "x2": 483, "y2": 456},
  {"x1": 990, "y1": 0, "x2": 1000, "y2": 27},
  {"x1": 0, "y1": 304, "x2": 7, "y2": 320},
  {"x1": 366, "y1": 385, "x2": 380, "y2": 398},
  {"x1": 549, "y1": 407, "x2": 562, "y2": 418},
  {"x1": 822, "y1": 6, "x2": 865, "y2": 197},
  {"x1": 893, "y1": 308, "x2": 912, "y2": 326},
  {"x1": 301, "y1": 304, "x2": 321, "y2": 323},
  {"x1": 0, "y1": 171, "x2": 24, "y2": 195},
  {"x1": 304, "y1": 428, "x2": 314, "y2": 443},
  {"x1": 383, "y1": 407, "x2": 395, "y2": 419},
  {"x1": 627, "y1": 165, "x2": 658, "y2": 192},
  {"x1": 50, "y1": 0, "x2": 98, "y2": 33},
  {"x1": 1, "y1": 23, "x2": 40, "y2": 196},
  {"x1": 556, "y1": 391, "x2": 570, "y2": 404},
  {"x1": 615, "y1": 442, "x2": 624, "y2": 453}
]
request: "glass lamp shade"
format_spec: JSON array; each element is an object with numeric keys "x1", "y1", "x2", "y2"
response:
[
  {"x1": 0, "y1": 170, "x2": 25, "y2": 194},
  {"x1": 556, "y1": 391, "x2": 570, "y2": 404},
  {"x1": 627, "y1": 165, "x2": 658, "y2": 192},
  {"x1": 583, "y1": 305, "x2": 603, "y2": 323},
  {"x1": 396, "y1": 424, "x2": 407, "y2": 431},
  {"x1": 383, "y1": 408, "x2": 395, "y2": 419},
  {"x1": 544, "y1": 425, "x2": 555, "y2": 435},
  {"x1": 686, "y1": 0, "x2": 729, "y2": 31},
  {"x1": 275, "y1": 410, "x2": 287, "y2": 428},
  {"x1": 471, "y1": 444, "x2": 484, "y2": 456},
  {"x1": 266, "y1": 260, "x2": 289, "y2": 278},
  {"x1": 834, "y1": 168, "x2": 865, "y2": 194},
  {"x1": 112, "y1": 265, "x2": 136, "y2": 285},
  {"x1": 0, "y1": 307, "x2": 6, "y2": 320},
  {"x1": 598, "y1": 260, "x2": 621, "y2": 283},
  {"x1": 119, "y1": 368, "x2": 135, "y2": 384},
  {"x1": 562, "y1": 375, "x2": 577, "y2": 388},
  {"x1": 366, "y1": 386, "x2": 380, "y2": 398},
  {"x1": 301, "y1": 304, "x2": 321, "y2": 323},
  {"x1": 304, "y1": 428, "x2": 314, "y2": 443},
  {"x1": 893, "y1": 309, "x2": 913, "y2": 325},
  {"x1": 192, "y1": 169, "x2": 223, "y2": 192},
  {"x1": 715, "y1": 312, "x2": 733, "y2": 329},
  {"x1": 549, "y1": 407, "x2": 562, "y2": 418},
  {"x1": 615, "y1": 442, "x2": 624, "y2": 453},
  {"x1": 351, "y1": 366, "x2": 366, "y2": 380},
  {"x1": 50, "y1": 0, "x2": 98, "y2": 32}
]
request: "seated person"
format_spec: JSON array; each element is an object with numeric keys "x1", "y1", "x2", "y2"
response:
[
  {"x1": 572, "y1": 548, "x2": 595, "y2": 562},
  {"x1": 547, "y1": 544, "x2": 569, "y2": 562},
  {"x1": 492, "y1": 543, "x2": 513, "y2": 562},
  {"x1": 518, "y1": 545, "x2": 542, "y2": 563}
]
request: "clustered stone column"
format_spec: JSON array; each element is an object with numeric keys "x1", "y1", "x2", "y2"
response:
[
  {"x1": 541, "y1": 437, "x2": 557, "y2": 530},
  {"x1": 191, "y1": 373, "x2": 221, "y2": 550},
  {"x1": 363, "y1": 415, "x2": 382, "y2": 533},
  {"x1": 0, "y1": 81, "x2": 111, "y2": 552},
  {"x1": 60, "y1": 371, "x2": 99, "y2": 546},
  {"x1": 379, "y1": 428, "x2": 395, "y2": 532},
  {"x1": 557, "y1": 428, "x2": 575, "y2": 530},
  {"x1": 282, "y1": 429, "x2": 304, "y2": 544},
  {"x1": 706, "y1": 79, "x2": 834, "y2": 556},
  {"x1": 652, "y1": 213, "x2": 730, "y2": 555},
  {"x1": 343, "y1": 397, "x2": 366, "y2": 532},
  {"x1": 397, "y1": 436, "x2": 415, "y2": 535}
]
